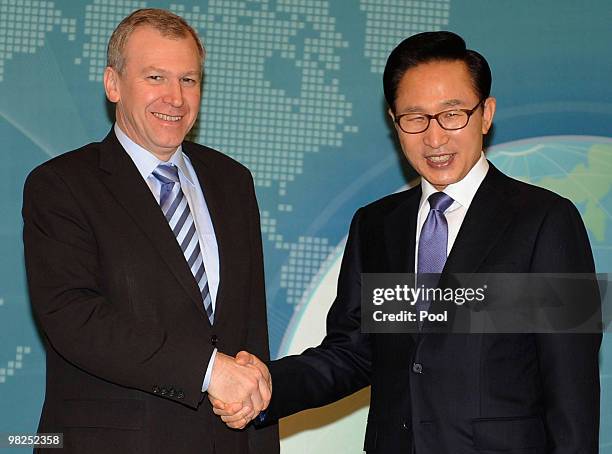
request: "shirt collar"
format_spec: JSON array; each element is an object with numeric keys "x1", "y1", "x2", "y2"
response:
[
  {"x1": 419, "y1": 151, "x2": 489, "y2": 211},
  {"x1": 114, "y1": 123, "x2": 195, "y2": 186}
]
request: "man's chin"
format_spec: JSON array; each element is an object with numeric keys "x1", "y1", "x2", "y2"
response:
[
  {"x1": 152, "y1": 137, "x2": 185, "y2": 151},
  {"x1": 422, "y1": 173, "x2": 457, "y2": 189}
]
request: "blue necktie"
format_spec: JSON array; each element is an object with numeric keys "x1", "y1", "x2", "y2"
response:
[
  {"x1": 416, "y1": 192, "x2": 454, "y2": 318},
  {"x1": 152, "y1": 164, "x2": 214, "y2": 324}
]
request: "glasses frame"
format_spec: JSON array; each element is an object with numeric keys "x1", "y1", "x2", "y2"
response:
[{"x1": 394, "y1": 98, "x2": 486, "y2": 134}]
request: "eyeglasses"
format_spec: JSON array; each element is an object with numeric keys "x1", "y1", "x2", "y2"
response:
[{"x1": 394, "y1": 99, "x2": 485, "y2": 134}]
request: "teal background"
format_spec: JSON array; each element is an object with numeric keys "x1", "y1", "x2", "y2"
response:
[{"x1": 1, "y1": 0, "x2": 611, "y2": 451}]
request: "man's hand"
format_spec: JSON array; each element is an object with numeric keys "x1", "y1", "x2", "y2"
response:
[{"x1": 209, "y1": 351, "x2": 271, "y2": 429}]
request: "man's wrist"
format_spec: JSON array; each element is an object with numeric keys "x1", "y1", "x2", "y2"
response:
[{"x1": 202, "y1": 348, "x2": 218, "y2": 392}]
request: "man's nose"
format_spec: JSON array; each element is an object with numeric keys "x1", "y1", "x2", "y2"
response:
[
  {"x1": 163, "y1": 79, "x2": 184, "y2": 107},
  {"x1": 422, "y1": 118, "x2": 449, "y2": 148}
]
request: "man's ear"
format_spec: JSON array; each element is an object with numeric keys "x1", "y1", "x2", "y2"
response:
[
  {"x1": 103, "y1": 66, "x2": 120, "y2": 103},
  {"x1": 481, "y1": 96, "x2": 496, "y2": 134},
  {"x1": 388, "y1": 108, "x2": 401, "y2": 133}
]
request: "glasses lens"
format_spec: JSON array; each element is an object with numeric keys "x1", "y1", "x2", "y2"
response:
[
  {"x1": 399, "y1": 114, "x2": 429, "y2": 133},
  {"x1": 438, "y1": 110, "x2": 469, "y2": 130}
]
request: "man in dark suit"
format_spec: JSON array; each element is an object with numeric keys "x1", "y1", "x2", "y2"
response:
[
  {"x1": 22, "y1": 8, "x2": 278, "y2": 454},
  {"x1": 214, "y1": 31, "x2": 601, "y2": 453}
]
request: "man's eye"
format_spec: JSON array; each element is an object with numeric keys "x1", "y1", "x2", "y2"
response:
[
  {"x1": 407, "y1": 115, "x2": 427, "y2": 123},
  {"x1": 182, "y1": 77, "x2": 197, "y2": 85},
  {"x1": 148, "y1": 75, "x2": 163, "y2": 81},
  {"x1": 443, "y1": 111, "x2": 461, "y2": 119}
]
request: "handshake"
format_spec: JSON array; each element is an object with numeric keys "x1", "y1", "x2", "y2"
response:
[{"x1": 208, "y1": 351, "x2": 270, "y2": 429}]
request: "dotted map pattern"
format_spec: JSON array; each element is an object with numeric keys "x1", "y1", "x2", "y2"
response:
[
  {"x1": 359, "y1": 0, "x2": 450, "y2": 74},
  {"x1": 0, "y1": 0, "x2": 76, "y2": 81},
  {"x1": 261, "y1": 210, "x2": 334, "y2": 305},
  {"x1": 0, "y1": 346, "x2": 31, "y2": 385}
]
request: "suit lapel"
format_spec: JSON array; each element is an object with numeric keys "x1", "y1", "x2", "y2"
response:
[
  {"x1": 97, "y1": 131, "x2": 207, "y2": 319},
  {"x1": 384, "y1": 186, "x2": 421, "y2": 275},
  {"x1": 384, "y1": 186, "x2": 421, "y2": 341},
  {"x1": 182, "y1": 144, "x2": 233, "y2": 327},
  {"x1": 443, "y1": 164, "x2": 516, "y2": 275}
]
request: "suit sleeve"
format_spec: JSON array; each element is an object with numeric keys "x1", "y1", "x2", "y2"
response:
[
  {"x1": 241, "y1": 171, "x2": 280, "y2": 452},
  {"x1": 531, "y1": 197, "x2": 601, "y2": 454},
  {"x1": 23, "y1": 165, "x2": 213, "y2": 409},
  {"x1": 265, "y1": 208, "x2": 372, "y2": 420}
]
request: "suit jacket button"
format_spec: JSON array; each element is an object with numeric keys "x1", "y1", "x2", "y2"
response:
[
  {"x1": 168, "y1": 388, "x2": 175, "y2": 397},
  {"x1": 211, "y1": 334, "x2": 218, "y2": 347},
  {"x1": 412, "y1": 363, "x2": 423, "y2": 374},
  {"x1": 402, "y1": 421, "x2": 410, "y2": 430},
  {"x1": 161, "y1": 387, "x2": 168, "y2": 396},
  {"x1": 153, "y1": 386, "x2": 160, "y2": 394},
  {"x1": 177, "y1": 390, "x2": 184, "y2": 399}
]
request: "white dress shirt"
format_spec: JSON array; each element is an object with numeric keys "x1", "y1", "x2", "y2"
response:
[
  {"x1": 115, "y1": 124, "x2": 218, "y2": 391},
  {"x1": 415, "y1": 152, "x2": 489, "y2": 272}
]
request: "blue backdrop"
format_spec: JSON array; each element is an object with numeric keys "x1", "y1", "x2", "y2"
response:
[{"x1": 1, "y1": 0, "x2": 611, "y2": 452}]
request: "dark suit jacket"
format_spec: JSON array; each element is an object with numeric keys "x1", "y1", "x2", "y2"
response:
[
  {"x1": 267, "y1": 164, "x2": 601, "y2": 453},
  {"x1": 23, "y1": 131, "x2": 279, "y2": 454}
]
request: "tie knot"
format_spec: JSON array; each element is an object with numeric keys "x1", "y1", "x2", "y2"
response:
[
  {"x1": 152, "y1": 164, "x2": 180, "y2": 184},
  {"x1": 428, "y1": 192, "x2": 454, "y2": 212}
]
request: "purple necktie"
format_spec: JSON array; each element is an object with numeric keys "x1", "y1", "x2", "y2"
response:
[{"x1": 416, "y1": 192, "x2": 454, "y2": 318}]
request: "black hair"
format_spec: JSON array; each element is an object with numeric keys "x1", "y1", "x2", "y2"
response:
[{"x1": 383, "y1": 31, "x2": 491, "y2": 112}]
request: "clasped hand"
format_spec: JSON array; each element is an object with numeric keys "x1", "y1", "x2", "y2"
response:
[{"x1": 208, "y1": 351, "x2": 270, "y2": 429}]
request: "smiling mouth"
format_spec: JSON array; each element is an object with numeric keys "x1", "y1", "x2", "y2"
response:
[
  {"x1": 426, "y1": 154, "x2": 454, "y2": 163},
  {"x1": 152, "y1": 112, "x2": 183, "y2": 122}
]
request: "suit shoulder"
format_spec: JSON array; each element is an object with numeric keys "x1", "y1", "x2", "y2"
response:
[
  {"x1": 25, "y1": 142, "x2": 101, "y2": 186},
  {"x1": 359, "y1": 185, "x2": 420, "y2": 216},
  {"x1": 496, "y1": 170, "x2": 576, "y2": 211}
]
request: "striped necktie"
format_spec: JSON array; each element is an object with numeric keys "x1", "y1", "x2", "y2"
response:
[{"x1": 152, "y1": 164, "x2": 214, "y2": 324}]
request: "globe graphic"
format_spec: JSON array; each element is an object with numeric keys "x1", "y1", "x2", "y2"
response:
[
  {"x1": 281, "y1": 135, "x2": 612, "y2": 453},
  {"x1": 490, "y1": 137, "x2": 612, "y2": 451}
]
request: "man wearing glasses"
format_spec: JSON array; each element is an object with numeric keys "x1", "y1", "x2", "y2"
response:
[{"x1": 215, "y1": 31, "x2": 601, "y2": 453}]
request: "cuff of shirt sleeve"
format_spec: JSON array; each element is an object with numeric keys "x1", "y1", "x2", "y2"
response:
[{"x1": 202, "y1": 348, "x2": 218, "y2": 392}]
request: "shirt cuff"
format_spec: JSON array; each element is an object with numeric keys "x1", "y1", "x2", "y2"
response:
[{"x1": 201, "y1": 348, "x2": 218, "y2": 392}]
